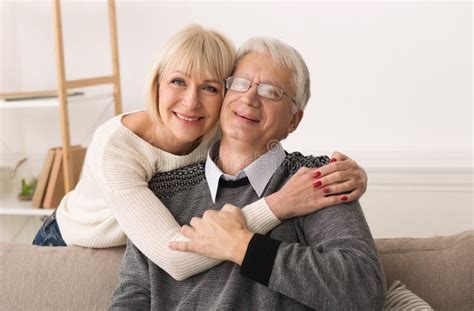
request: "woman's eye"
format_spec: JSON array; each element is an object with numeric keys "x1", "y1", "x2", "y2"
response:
[
  {"x1": 203, "y1": 85, "x2": 218, "y2": 93},
  {"x1": 171, "y1": 79, "x2": 185, "y2": 86}
]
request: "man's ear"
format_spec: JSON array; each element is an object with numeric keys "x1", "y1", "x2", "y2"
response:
[{"x1": 287, "y1": 110, "x2": 304, "y2": 134}]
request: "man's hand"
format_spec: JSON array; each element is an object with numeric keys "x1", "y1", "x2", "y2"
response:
[
  {"x1": 168, "y1": 204, "x2": 253, "y2": 265},
  {"x1": 265, "y1": 151, "x2": 368, "y2": 220}
]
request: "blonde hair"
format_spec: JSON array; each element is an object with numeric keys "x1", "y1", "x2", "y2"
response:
[{"x1": 146, "y1": 24, "x2": 236, "y2": 124}]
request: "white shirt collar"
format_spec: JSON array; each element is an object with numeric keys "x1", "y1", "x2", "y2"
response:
[{"x1": 205, "y1": 141, "x2": 286, "y2": 203}]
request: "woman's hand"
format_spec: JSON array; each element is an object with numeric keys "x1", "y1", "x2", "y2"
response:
[
  {"x1": 322, "y1": 151, "x2": 367, "y2": 199},
  {"x1": 266, "y1": 151, "x2": 367, "y2": 220},
  {"x1": 168, "y1": 204, "x2": 253, "y2": 265}
]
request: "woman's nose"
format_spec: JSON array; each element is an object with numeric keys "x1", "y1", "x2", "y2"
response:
[{"x1": 182, "y1": 88, "x2": 200, "y2": 108}]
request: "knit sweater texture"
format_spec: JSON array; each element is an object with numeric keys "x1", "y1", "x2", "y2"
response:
[
  {"x1": 55, "y1": 112, "x2": 280, "y2": 280},
  {"x1": 110, "y1": 152, "x2": 386, "y2": 310}
]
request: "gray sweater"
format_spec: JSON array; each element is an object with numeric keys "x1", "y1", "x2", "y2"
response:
[{"x1": 110, "y1": 152, "x2": 386, "y2": 310}]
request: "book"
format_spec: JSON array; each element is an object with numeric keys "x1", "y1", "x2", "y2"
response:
[
  {"x1": 31, "y1": 148, "x2": 57, "y2": 208},
  {"x1": 42, "y1": 145, "x2": 87, "y2": 209}
]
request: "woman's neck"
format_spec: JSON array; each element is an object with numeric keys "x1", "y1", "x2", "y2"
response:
[
  {"x1": 150, "y1": 122, "x2": 201, "y2": 156},
  {"x1": 123, "y1": 111, "x2": 199, "y2": 156}
]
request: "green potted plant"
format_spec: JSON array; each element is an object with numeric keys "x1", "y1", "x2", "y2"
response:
[{"x1": 17, "y1": 177, "x2": 37, "y2": 201}]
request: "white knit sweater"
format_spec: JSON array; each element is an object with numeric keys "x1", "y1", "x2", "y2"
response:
[{"x1": 56, "y1": 112, "x2": 281, "y2": 280}]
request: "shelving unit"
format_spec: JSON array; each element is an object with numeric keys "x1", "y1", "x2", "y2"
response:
[
  {"x1": 0, "y1": 93, "x2": 114, "y2": 216},
  {"x1": 0, "y1": 0, "x2": 123, "y2": 216},
  {"x1": 52, "y1": 0, "x2": 122, "y2": 193},
  {"x1": 0, "y1": 93, "x2": 112, "y2": 109},
  {"x1": 0, "y1": 195, "x2": 53, "y2": 216}
]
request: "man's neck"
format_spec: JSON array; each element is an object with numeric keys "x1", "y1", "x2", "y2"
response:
[{"x1": 217, "y1": 137, "x2": 267, "y2": 175}]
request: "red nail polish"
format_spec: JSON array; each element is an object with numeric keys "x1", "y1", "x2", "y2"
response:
[
  {"x1": 313, "y1": 181, "x2": 322, "y2": 188},
  {"x1": 313, "y1": 171, "x2": 321, "y2": 178},
  {"x1": 330, "y1": 158, "x2": 337, "y2": 163},
  {"x1": 341, "y1": 196, "x2": 348, "y2": 201},
  {"x1": 323, "y1": 188, "x2": 330, "y2": 193}
]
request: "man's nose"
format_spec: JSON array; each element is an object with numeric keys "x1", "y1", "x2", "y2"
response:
[{"x1": 240, "y1": 85, "x2": 261, "y2": 108}]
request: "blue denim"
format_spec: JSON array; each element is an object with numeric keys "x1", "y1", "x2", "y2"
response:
[{"x1": 32, "y1": 210, "x2": 67, "y2": 246}]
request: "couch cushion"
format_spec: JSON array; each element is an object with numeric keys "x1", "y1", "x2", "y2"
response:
[
  {"x1": 0, "y1": 243, "x2": 125, "y2": 311},
  {"x1": 375, "y1": 230, "x2": 473, "y2": 311}
]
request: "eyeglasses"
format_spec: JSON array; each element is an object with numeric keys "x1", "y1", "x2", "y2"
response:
[{"x1": 225, "y1": 76, "x2": 296, "y2": 104}]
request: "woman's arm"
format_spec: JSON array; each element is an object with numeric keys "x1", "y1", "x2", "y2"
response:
[
  {"x1": 86, "y1": 126, "x2": 280, "y2": 280},
  {"x1": 90, "y1": 124, "x2": 366, "y2": 280},
  {"x1": 105, "y1": 158, "x2": 365, "y2": 281}
]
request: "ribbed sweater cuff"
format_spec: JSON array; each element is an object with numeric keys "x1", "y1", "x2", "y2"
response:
[
  {"x1": 243, "y1": 199, "x2": 281, "y2": 234},
  {"x1": 240, "y1": 233, "x2": 281, "y2": 286}
]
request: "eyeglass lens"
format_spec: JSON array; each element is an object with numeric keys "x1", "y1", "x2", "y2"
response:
[{"x1": 227, "y1": 77, "x2": 283, "y2": 100}]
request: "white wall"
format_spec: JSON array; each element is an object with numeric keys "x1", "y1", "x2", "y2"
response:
[{"x1": 0, "y1": 0, "x2": 472, "y2": 240}]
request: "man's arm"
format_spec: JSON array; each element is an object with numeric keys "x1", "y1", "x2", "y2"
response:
[
  {"x1": 109, "y1": 241, "x2": 151, "y2": 310},
  {"x1": 240, "y1": 201, "x2": 386, "y2": 310}
]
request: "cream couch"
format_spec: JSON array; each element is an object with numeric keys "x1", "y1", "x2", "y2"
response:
[{"x1": 1, "y1": 230, "x2": 472, "y2": 310}]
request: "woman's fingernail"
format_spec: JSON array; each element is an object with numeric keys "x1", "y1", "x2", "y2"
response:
[
  {"x1": 313, "y1": 181, "x2": 322, "y2": 188},
  {"x1": 323, "y1": 188, "x2": 331, "y2": 193},
  {"x1": 330, "y1": 158, "x2": 337, "y2": 163},
  {"x1": 313, "y1": 171, "x2": 321, "y2": 178},
  {"x1": 341, "y1": 196, "x2": 348, "y2": 201}
]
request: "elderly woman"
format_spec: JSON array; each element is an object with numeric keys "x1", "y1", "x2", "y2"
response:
[{"x1": 33, "y1": 25, "x2": 368, "y2": 281}]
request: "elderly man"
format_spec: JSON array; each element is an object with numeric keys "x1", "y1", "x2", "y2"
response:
[{"x1": 110, "y1": 37, "x2": 386, "y2": 310}]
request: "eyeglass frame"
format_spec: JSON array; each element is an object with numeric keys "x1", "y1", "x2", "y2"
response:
[{"x1": 224, "y1": 76, "x2": 296, "y2": 105}]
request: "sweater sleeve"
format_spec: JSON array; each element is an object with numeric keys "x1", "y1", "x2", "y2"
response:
[
  {"x1": 88, "y1": 127, "x2": 281, "y2": 281},
  {"x1": 240, "y1": 201, "x2": 386, "y2": 310}
]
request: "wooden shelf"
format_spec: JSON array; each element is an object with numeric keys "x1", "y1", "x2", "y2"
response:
[
  {"x1": 0, "y1": 194, "x2": 54, "y2": 216},
  {"x1": 0, "y1": 93, "x2": 113, "y2": 109}
]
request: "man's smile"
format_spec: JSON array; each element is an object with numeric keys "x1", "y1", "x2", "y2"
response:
[{"x1": 233, "y1": 111, "x2": 260, "y2": 123}]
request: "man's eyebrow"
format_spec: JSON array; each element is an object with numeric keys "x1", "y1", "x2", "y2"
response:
[
  {"x1": 262, "y1": 79, "x2": 284, "y2": 88},
  {"x1": 235, "y1": 73, "x2": 284, "y2": 89},
  {"x1": 234, "y1": 73, "x2": 251, "y2": 80}
]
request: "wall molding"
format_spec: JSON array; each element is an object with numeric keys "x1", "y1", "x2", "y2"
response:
[
  {"x1": 366, "y1": 166, "x2": 473, "y2": 192},
  {"x1": 288, "y1": 149, "x2": 473, "y2": 192},
  {"x1": 293, "y1": 150, "x2": 473, "y2": 169}
]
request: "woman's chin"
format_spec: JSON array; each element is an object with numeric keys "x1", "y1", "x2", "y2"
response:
[{"x1": 173, "y1": 132, "x2": 204, "y2": 145}]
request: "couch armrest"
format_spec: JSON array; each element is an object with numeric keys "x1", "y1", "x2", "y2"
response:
[{"x1": 0, "y1": 243, "x2": 125, "y2": 311}]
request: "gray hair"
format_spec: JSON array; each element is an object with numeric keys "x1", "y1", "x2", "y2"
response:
[{"x1": 235, "y1": 37, "x2": 310, "y2": 112}]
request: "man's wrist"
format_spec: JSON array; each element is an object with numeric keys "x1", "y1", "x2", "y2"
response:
[{"x1": 232, "y1": 230, "x2": 254, "y2": 265}]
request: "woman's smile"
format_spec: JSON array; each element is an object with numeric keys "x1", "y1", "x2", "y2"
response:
[{"x1": 173, "y1": 112, "x2": 204, "y2": 123}]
